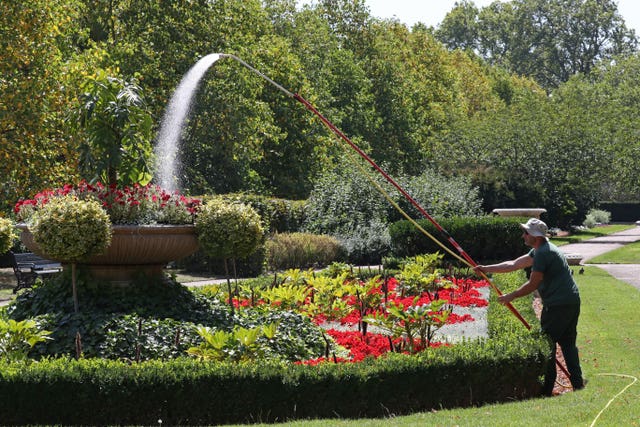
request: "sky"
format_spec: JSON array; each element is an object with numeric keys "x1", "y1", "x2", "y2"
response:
[{"x1": 299, "y1": 1, "x2": 640, "y2": 34}]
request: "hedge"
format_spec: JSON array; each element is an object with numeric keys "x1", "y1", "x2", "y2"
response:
[
  {"x1": 389, "y1": 216, "x2": 528, "y2": 263},
  {"x1": 0, "y1": 273, "x2": 548, "y2": 425}
]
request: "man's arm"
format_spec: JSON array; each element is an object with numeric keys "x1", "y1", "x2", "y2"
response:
[
  {"x1": 475, "y1": 254, "x2": 533, "y2": 274},
  {"x1": 498, "y1": 270, "x2": 543, "y2": 304}
]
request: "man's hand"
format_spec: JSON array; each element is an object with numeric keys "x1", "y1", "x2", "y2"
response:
[{"x1": 498, "y1": 293, "x2": 515, "y2": 305}]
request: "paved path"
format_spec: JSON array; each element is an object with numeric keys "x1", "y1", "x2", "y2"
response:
[{"x1": 559, "y1": 226, "x2": 640, "y2": 291}]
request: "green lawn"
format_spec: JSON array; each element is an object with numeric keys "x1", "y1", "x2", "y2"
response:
[
  {"x1": 589, "y1": 240, "x2": 640, "y2": 264},
  {"x1": 551, "y1": 224, "x2": 636, "y2": 246},
  {"x1": 238, "y1": 266, "x2": 640, "y2": 427}
]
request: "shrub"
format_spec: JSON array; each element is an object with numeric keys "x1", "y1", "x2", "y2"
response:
[
  {"x1": 211, "y1": 193, "x2": 306, "y2": 233},
  {"x1": 0, "y1": 217, "x2": 17, "y2": 254},
  {"x1": 583, "y1": 209, "x2": 611, "y2": 228},
  {"x1": 393, "y1": 170, "x2": 484, "y2": 221},
  {"x1": 338, "y1": 218, "x2": 392, "y2": 265},
  {"x1": 389, "y1": 216, "x2": 526, "y2": 263},
  {"x1": 196, "y1": 197, "x2": 265, "y2": 261},
  {"x1": 29, "y1": 195, "x2": 112, "y2": 262},
  {"x1": 265, "y1": 232, "x2": 345, "y2": 271}
]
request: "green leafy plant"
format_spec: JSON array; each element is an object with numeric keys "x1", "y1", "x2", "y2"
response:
[
  {"x1": 365, "y1": 298, "x2": 452, "y2": 353},
  {"x1": 0, "y1": 315, "x2": 51, "y2": 362},
  {"x1": 187, "y1": 323, "x2": 277, "y2": 362},
  {"x1": 29, "y1": 195, "x2": 112, "y2": 261},
  {"x1": 396, "y1": 253, "x2": 453, "y2": 299},
  {"x1": 0, "y1": 217, "x2": 17, "y2": 254},
  {"x1": 73, "y1": 71, "x2": 153, "y2": 186},
  {"x1": 583, "y1": 208, "x2": 611, "y2": 228}
]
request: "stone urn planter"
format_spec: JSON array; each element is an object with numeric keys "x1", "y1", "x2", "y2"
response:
[
  {"x1": 491, "y1": 208, "x2": 547, "y2": 219},
  {"x1": 18, "y1": 224, "x2": 199, "y2": 283}
]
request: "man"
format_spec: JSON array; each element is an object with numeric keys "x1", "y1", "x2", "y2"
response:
[{"x1": 474, "y1": 218, "x2": 585, "y2": 396}]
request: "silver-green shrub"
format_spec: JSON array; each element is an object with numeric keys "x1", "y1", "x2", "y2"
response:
[
  {"x1": 30, "y1": 195, "x2": 112, "y2": 262},
  {"x1": 583, "y1": 209, "x2": 611, "y2": 228},
  {"x1": 0, "y1": 217, "x2": 17, "y2": 254},
  {"x1": 196, "y1": 197, "x2": 265, "y2": 260}
]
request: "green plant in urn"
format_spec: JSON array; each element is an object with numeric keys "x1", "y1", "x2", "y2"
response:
[{"x1": 29, "y1": 195, "x2": 112, "y2": 312}]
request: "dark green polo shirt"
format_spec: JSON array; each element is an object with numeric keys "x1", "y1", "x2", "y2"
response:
[{"x1": 529, "y1": 241, "x2": 580, "y2": 306}]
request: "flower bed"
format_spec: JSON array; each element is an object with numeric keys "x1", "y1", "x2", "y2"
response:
[{"x1": 225, "y1": 272, "x2": 489, "y2": 364}]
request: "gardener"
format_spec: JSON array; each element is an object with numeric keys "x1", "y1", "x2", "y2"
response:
[{"x1": 473, "y1": 218, "x2": 585, "y2": 396}]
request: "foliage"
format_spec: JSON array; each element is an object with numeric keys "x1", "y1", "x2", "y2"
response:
[
  {"x1": 265, "y1": 232, "x2": 345, "y2": 271},
  {"x1": 187, "y1": 323, "x2": 277, "y2": 362},
  {"x1": 7, "y1": 272, "x2": 325, "y2": 362},
  {"x1": 15, "y1": 181, "x2": 200, "y2": 225},
  {"x1": 29, "y1": 195, "x2": 111, "y2": 262},
  {"x1": 438, "y1": 0, "x2": 638, "y2": 90},
  {"x1": 3, "y1": 0, "x2": 640, "y2": 223},
  {"x1": 389, "y1": 216, "x2": 527, "y2": 263},
  {"x1": 196, "y1": 197, "x2": 265, "y2": 261},
  {"x1": 0, "y1": 267, "x2": 549, "y2": 426},
  {"x1": 0, "y1": 0, "x2": 84, "y2": 214},
  {"x1": 582, "y1": 209, "x2": 611, "y2": 228},
  {"x1": 0, "y1": 314, "x2": 51, "y2": 362},
  {"x1": 0, "y1": 218, "x2": 17, "y2": 254},
  {"x1": 365, "y1": 298, "x2": 451, "y2": 353},
  {"x1": 211, "y1": 193, "x2": 307, "y2": 233}
]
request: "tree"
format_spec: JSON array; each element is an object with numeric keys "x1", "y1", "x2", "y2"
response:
[
  {"x1": 435, "y1": 0, "x2": 480, "y2": 52},
  {"x1": 73, "y1": 72, "x2": 154, "y2": 186},
  {"x1": 438, "y1": 0, "x2": 638, "y2": 90},
  {"x1": 0, "y1": 0, "x2": 84, "y2": 213}
]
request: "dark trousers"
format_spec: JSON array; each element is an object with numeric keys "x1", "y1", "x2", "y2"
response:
[{"x1": 540, "y1": 303, "x2": 583, "y2": 394}]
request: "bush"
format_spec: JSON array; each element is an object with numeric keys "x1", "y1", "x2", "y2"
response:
[
  {"x1": 265, "y1": 232, "x2": 345, "y2": 271},
  {"x1": 206, "y1": 193, "x2": 306, "y2": 233},
  {"x1": 389, "y1": 216, "x2": 526, "y2": 263},
  {"x1": 0, "y1": 217, "x2": 17, "y2": 255},
  {"x1": 196, "y1": 197, "x2": 265, "y2": 261},
  {"x1": 582, "y1": 209, "x2": 611, "y2": 228},
  {"x1": 338, "y1": 218, "x2": 392, "y2": 265},
  {"x1": 29, "y1": 195, "x2": 112, "y2": 262}
]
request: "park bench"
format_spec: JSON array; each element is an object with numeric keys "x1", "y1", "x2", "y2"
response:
[{"x1": 10, "y1": 251, "x2": 63, "y2": 293}]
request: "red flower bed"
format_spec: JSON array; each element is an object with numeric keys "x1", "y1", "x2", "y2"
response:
[{"x1": 286, "y1": 275, "x2": 489, "y2": 364}]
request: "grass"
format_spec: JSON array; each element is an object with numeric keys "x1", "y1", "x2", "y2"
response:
[
  {"x1": 589, "y1": 240, "x2": 640, "y2": 264},
  {"x1": 234, "y1": 266, "x2": 640, "y2": 427},
  {"x1": 551, "y1": 224, "x2": 635, "y2": 246}
]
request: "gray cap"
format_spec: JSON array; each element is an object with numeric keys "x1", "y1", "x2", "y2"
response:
[{"x1": 520, "y1": 218, "x2": 548, "y2": 237}]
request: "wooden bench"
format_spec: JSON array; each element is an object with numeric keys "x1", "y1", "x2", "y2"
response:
[{"x1": 10, "y1": 252, "x2": 63, "y2": 293}]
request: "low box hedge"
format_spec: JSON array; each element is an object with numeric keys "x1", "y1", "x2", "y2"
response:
[{"x1": 0, "y1": 272, "x2": 547, "y2": 425}]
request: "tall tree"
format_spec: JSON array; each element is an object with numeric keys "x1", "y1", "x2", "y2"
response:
[
  {"x1": 438, "y1": 0, "x2": 637, "y2": 89},
  {"x1": 0, "y1": 0, "x2": 85, "y2": 213}
]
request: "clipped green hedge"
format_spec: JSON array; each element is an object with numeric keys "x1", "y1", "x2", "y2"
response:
[
  {"x1": 0, "y1": 273, "x2": 547, "y2": 425},
  {"x1": 389, "y1": 216, "x2": 528, "y2": 263}
]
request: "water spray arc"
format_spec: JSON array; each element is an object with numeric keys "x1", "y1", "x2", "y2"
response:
[{"x1": 156, "y1": 53, "x2": 569, "y2": 377}]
